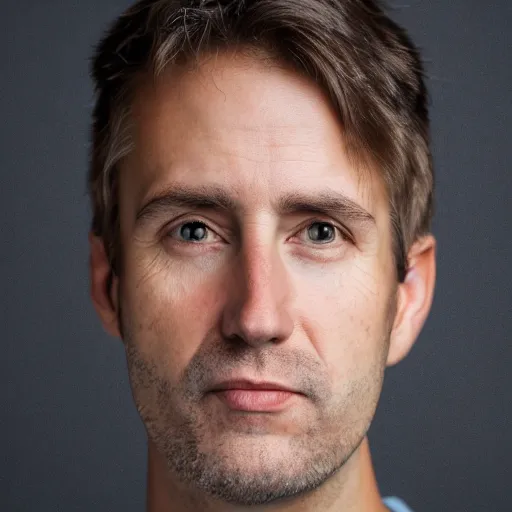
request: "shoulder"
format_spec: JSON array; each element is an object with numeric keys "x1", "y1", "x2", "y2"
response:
[{"x1": 383, "y1": 496, "x2": 414, "y2": 512}]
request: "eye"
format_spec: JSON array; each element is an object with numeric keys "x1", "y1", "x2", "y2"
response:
[
  {"x1": 167, "y1": 220, "x2": 218, "y2": 243},
  {"x1": 297, "y1": 221, "x2": 349, "y2": 245}
]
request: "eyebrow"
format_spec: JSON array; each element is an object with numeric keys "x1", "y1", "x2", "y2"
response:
[{"x1": 135, "y1": 183, "x2": 375, "y2": 227}]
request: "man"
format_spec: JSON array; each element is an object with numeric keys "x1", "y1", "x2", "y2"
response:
[{"x1": 88, "y1": 1, "x2": 436, "y2": 511}]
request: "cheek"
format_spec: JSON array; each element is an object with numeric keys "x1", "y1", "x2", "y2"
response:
[
  {"x1": 296, "y1": 262, "x2": 391, "y2": 380},
  {"x1": 120, "y1": 253, "x2": 224, "y2": 376}
]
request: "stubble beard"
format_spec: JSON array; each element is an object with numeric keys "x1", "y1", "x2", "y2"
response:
[{"x1": 116, "y1": 279, "x2": 394, "y2": 507}]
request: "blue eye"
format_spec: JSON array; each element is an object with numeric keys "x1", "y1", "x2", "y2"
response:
[
  {"x1": 176, "y1": 221, "x2": 209, "y2": 242},
  {"x1": 166, "y1": 219, "x2": 348, "y2": 249},
  {"x1": 306, "y1": 222, "x2": 337, "y2": 244}
]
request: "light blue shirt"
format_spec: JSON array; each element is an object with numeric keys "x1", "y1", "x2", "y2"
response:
[{"x1": 383, "y1": 496, "x2": 413, "y2": 512}]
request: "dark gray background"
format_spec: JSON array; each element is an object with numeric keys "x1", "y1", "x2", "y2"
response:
[{"x1": 2, "y1": 1, "x2": 511, "y2": 510}]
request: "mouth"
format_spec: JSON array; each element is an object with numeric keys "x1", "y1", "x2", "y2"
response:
[{"x1": 209, "y1": 379, "x2": 303, "y2": 412}]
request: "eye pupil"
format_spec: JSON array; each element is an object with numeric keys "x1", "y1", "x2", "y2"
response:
[
  {"x1": 308, "y1": 222, "x2": 335, "y2": 243},
  {"x1": 180, "y1": 222, "x2": 207, "y2": 242}
]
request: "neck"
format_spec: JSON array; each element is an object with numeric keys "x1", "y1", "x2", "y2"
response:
[{"x1": 146, "y1": 436, "x2": 387, "y2": 512}]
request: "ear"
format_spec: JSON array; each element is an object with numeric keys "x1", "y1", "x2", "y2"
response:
[
  {"x1": 89, "y1": 232, "x2": 121, "y2": 338},
  {"x1": 387, "y1": 235, "x2": 436, "y2": 366}
]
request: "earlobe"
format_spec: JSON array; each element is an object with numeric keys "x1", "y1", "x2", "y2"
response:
[
  {"x1": 387, "y1": 235, "x2": 436, "y2": 366},
  {"x1": 89, "y1": 232, "x2": 121, "y2": 338}
]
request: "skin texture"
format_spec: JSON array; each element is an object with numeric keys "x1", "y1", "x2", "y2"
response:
[{"x1": 90, "y1": 50, "x2": 436, "y2": 512}]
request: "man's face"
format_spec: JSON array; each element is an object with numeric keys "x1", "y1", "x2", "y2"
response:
[{"x1": 115, "y1": 52, "x2": 397, "y2": 506}]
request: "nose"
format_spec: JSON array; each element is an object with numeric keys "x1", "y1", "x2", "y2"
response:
[{"x1": 221, "y1": 239, "x2": 294, "y2": 347}]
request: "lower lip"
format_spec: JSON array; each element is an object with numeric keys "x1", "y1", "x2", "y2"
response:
[{"x1": 213, "y1": 389, "x2": 297, "y2": 412}]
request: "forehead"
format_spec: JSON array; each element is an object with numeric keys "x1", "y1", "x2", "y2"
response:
[{"x1": 122, "y1": 51, "x2": 388, "y2": 219}]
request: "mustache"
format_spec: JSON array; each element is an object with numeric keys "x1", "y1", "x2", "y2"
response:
[{"x1": 181, "y1": 346, "x2": 327, "y2": 401}]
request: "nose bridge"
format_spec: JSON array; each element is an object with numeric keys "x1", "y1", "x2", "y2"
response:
[
  {"x1": 245, "y1": 240, "x2": 282, "y2": 309},
  {"x1": 222, "y1": 221, "x2": 294, "y2": 346}
]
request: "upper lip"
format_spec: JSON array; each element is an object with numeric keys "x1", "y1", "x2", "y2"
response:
[{"x1": 210, "y1": 379, "x2": 300, "y2": 394}]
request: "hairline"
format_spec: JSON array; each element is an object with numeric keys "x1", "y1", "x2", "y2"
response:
[{"x1": 101, "y1": 45, "x2": 412, "y2": 283}]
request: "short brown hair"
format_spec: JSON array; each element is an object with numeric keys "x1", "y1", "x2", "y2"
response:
[{"x1": 88, "y1": 0, "x2": 433, "y2": 283}]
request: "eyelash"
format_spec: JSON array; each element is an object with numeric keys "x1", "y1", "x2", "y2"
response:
[{"x1": 164, "y1": 218, "x2": 352, "y2": 247}]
